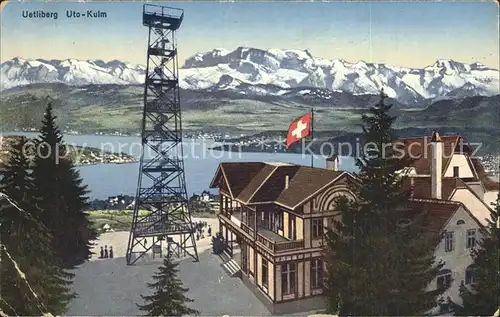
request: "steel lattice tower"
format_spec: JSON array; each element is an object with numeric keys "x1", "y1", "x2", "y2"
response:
[{"x1": 126, "y1": 4, "x2": 198, "y2": 265}]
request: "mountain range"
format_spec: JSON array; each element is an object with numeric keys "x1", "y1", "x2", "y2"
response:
[{"x1": 2, "y1": 47, "x2": 499, "y2": 105}]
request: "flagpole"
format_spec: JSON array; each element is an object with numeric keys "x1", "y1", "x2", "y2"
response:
[{"x1": 310, "y1": 108, "x2": 314, "y2": 168}]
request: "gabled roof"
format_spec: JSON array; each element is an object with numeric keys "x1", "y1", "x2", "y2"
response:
[
  {"x1": 402, "y1": 175, "x2": 494, "y2": 225},
  {"x1": 276, "y1": 168, "x2": 345, "y2": 209},
  {"x1": 402, "y1": 176, "x2": 467, "y2": 200},
  {"x1": 395, "y1": 134, "x2": 467, "y2": 175},
  {"x1": 405, "y1": 198, "x2": 463, "y2": 233},
  {"x1": 209, "y1": 162, "x2": 266, "y2": 198},
  {"x1": 470, "y1": 157, "x2": 500, "y2": 191},
  {"x1": 406, "y1": 198, "x2": 484, "y2": 232},
  {"x1": 240, "y1": 165, "x2": 301, "y2": 204},
  {"x1": 210, "y1": 162, "x2": 347, "y2": 210}
]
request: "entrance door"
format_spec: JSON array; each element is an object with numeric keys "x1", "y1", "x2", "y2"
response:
[{"x1": 241, "y1": 243, "x2": 248, "y2": 274}]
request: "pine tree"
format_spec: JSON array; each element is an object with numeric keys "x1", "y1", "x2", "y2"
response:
[
  {"x1": 324, "y1": 90, "x2": 445, "y2": 315},
  {"x1": 0, "y1": 138, "x2": 75, "y2": 315},
  {"x1": 31, "y1": 102, "x2": 98, "y2": 269},
  {"x1": 137, "y1": 256, "x2": 199, "y2": 316},
  {"x1": 456, "y1": 193, "x2": 500, "y2": 316}
]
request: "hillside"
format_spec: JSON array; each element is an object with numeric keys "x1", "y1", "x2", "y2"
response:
[
  {"x1": 0, "y1": 83, "x2": 498, "y2": 137},
  {"x1": 398, "y1": 95, "x2": 500, "y2": 130}
]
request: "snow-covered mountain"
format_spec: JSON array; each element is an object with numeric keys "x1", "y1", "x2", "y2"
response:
[
  {"x1": 2, "y1": 47, "x2": 499, "y2": 105},
  {"x1": 180, "y1": 47, "x2": 499, "y2": 104},
  {"x1": 1, "y1": 58, "x2": 146, "y2": 88}
]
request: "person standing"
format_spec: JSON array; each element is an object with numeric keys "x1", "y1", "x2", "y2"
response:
[
  {"x1": 208, "y1": 225, "x2": 212, "y2": 236},
  {"x1": 100, "y1": 246, "x2": 104, "y2": 259},
  {"x1": 109, "y1": 246, "x2": 114, "y2": 259},
  {"x1": 104, "y1": 245, "x2": 109, "y2": 258}
]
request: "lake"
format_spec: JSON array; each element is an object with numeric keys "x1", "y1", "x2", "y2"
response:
[{"x1": 1, "y1": 132, "x2": 356, "y2": 199}]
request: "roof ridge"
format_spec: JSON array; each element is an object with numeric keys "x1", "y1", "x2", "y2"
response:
[
  {"x1": 409, "y1": 197, "x2": 461, "y2": 205},
  {"x1": 244, "y1": 165, "x2": 280, "y2": 203}
]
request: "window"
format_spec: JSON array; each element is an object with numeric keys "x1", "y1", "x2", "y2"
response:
[
  {"x1": 262, "y1": 260, "x2": 268, "y2": 288},
  {"x1": 437, "y1": 270, "x2": 452, "y2": 290},
  {"x1": 456, "y1": 219, "x2": 465, "y2": 225},
  {"x1": 242, "y1": 209, "x2": 247, "y2": 223},
  {"x1": 281, "y1": 263, "x2": 296, "y2": 296},
  {"x1": 466, "y1": 229, "x2": 476, "y2": 249},
  {"x1": 288, "y1": 214, "x2": 296, "y2": 240},
  {"x1": 249, "y1": 210, "x2": 256, "y2": 229},
  {"x1": 453, "y1": 166, "x2": 460, "y2": 177},
  {"x1": 311, "y1": 259, "x2": 324, "y2": 289},
  {"x1": 465, "y1": 266, "x2": 475, "y2": 285},
  {"x1": 274, "y1": 211, "x2": 283, "y2": 230},
  {"x1": 312, "y1": 218, "x2": 322, "y2": 239},
  {"x1": 444, "y1": 231, "x2": 454, "y2": 252},
  {"x1": 327, "y1": 217, "x2": 334, "y2": 230}
]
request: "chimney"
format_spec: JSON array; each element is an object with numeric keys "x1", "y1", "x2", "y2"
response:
[
  {"x1": 285, "y1": 175, "x2": 289, "y2": 189},
  {"x1": 326, "y1": 155, "x2": 339, "y2": 171},
  {"x1": 430, "y1": 131, "x2": 443, "y2": 199}
]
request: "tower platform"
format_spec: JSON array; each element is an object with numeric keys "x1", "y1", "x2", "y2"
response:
[{"x1": 143, "y1": 4, "x2": 184, "y2": 30}]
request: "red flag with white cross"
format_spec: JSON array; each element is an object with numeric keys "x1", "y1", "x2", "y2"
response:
[{"x1": 286, "y1": 112, "x2": 312, "y2": 149}]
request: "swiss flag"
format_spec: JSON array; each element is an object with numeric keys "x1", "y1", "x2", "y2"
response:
[{"x1": 286, "y1": 112, "x2": 312, "y2": 149}]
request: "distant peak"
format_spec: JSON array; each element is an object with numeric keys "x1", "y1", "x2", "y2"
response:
[
  {"x1": 210, "y1": 48, "x2": 229, "y2": 57},
  {"x1": 12, "y1": 57, "x2": 27, "y2": 63},
  {"x1": 431, "y1": 59, "x2": 463, "y2": 68}
]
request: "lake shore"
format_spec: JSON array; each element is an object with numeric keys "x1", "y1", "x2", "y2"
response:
[{"x1": 0, "y1": 135, "x2": 137, "y2": 169}]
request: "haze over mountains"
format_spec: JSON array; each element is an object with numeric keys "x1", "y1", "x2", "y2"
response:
[{"x1": 1, "y1": 47, "x2": 499, "y2": 106}]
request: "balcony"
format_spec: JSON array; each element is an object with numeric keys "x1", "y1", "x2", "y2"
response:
[
  {"x1": 229, "y1": 208, "x2": 242, "y2": 227},
  {"x1": 256, "y1": 228, "x2": 304, "y2": 253},
  {"x1": 218, "y1": 211, "x2": 253, "y2": 241},
  {"x1": 241, "y1": 222, "x2": 253, "y2": 236}
]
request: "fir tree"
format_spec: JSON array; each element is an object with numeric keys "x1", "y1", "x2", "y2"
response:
[
  {"x1": 456, "y1": 193, "x2": 500, "y2": 316},
  {"x1": 324, "y1": 90, "x2": 445, "y2": 315},
  {"x1": 137, "y1": 256, "x2": 199, "y2": 316},
  {"x1": 31, "y1": 102, "x2": 98, "y2": 269},
  {"x1": 0, "y1": 138, "x2": 75, "y2": 315}
]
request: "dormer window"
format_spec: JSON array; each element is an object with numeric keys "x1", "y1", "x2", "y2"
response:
[{"x1": 453, "y1": 166, "x2": 460, "y2": 177}]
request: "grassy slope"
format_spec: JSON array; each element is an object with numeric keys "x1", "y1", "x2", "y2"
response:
[
  {"x1": 1, "y1": 84, "x2": 498, "y2": 151},
  {"x1": 88, "y1": 210, "x2": 150, "y2": 232},
  {"x1": 87, "y1": 209, "x2": 217, "y2": 232}
]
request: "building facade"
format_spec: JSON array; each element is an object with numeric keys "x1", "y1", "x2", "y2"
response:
[
  {"x1": 399, "y1": 132, "x2": 497, "y2": 314},
  {"x1": 406, "y1": 199, "x2": 484, "y2": 315},
  {"x1": 209, "y1": 159, "x2": 356, "y2": 314},
  {"x1": 399, "y1": 132, "x2": 499, "y2": 224},
  {"x1": 209, "y1": 132, "x2": 498, "y2": 314}
]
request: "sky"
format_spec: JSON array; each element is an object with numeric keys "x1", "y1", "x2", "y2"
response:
[{"x1": 1, "y1": 1, "x2": 499, "y2": 69}]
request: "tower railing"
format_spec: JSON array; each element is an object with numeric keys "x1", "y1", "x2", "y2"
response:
[{"x1": 142, "y1": 4, "x2": 184, "y2": 30}]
